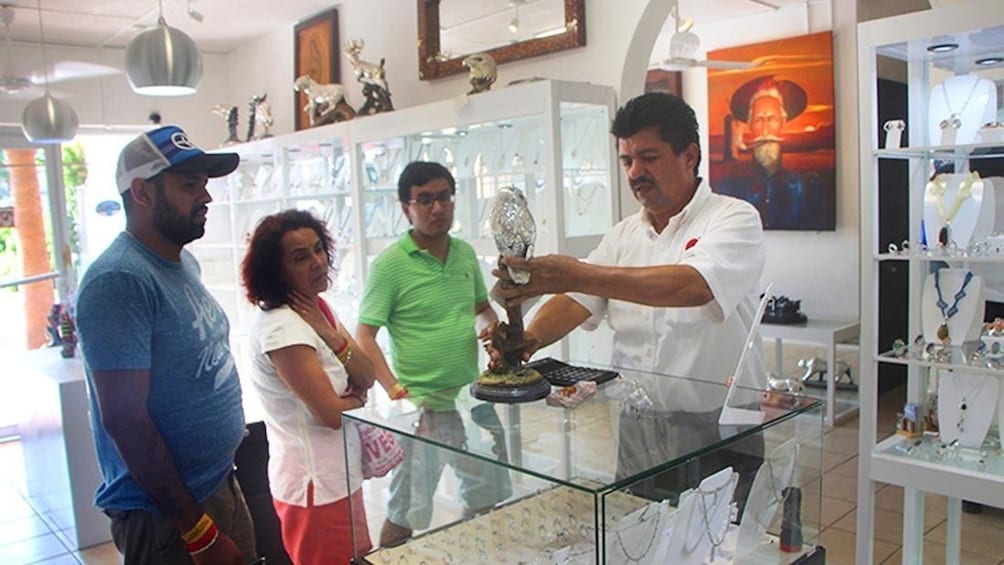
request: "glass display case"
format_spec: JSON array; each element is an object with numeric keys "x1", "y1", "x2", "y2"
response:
[
  {"x1": 344, "y1": 368, "x2": 825, "y2": 564},
  {"x1": 351, "y1": 79, "x2": 618, "y2": 263},
  {"x1": 857, "y1": 2, "x2": 1004, "y2": 563}
]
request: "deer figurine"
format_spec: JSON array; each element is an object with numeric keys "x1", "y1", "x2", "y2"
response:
[{"x1": 343, "y1": 38, "x2": 394, "y2": 114}]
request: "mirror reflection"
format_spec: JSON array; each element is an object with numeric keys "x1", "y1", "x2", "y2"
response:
[
  {"x1": 439, "y1": 0, "x2": 566, "y2": 58},
  {"x1": 418, "y1": 0, "x2": 585, "y2": 80}
]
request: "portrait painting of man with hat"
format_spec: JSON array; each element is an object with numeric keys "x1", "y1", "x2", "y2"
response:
[{"x1": 707, "y1": 32, "x2": 836, "y2": 231}]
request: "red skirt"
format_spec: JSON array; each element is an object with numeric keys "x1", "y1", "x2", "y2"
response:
[{"x1": 273, "y1": 484, "x2": 372, "y2": 565}]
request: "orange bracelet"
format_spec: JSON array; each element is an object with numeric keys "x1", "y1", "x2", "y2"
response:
[{"x1": 389, "y1": 383, "x2": 408, "y2": 400}]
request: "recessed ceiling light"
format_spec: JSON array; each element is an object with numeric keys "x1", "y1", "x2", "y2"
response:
[
  {"x1": 927, "y1": 42, "x2": 959, "y2": 53},
  {"x1": 975, "y1": 56, "x2": 1004, "y2": 66}
]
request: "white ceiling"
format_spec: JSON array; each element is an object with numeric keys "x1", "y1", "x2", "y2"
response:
[
  {"x1": 1, "y1": 0, "x2": 819, "y2": 55},
  {"x1": 1, "y1": 0, "x2": 337, "y2": 53}
]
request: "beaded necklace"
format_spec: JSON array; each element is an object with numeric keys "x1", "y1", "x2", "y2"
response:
[{"x1": 934, "y1": 269, "x2": 974, "y2": 344}]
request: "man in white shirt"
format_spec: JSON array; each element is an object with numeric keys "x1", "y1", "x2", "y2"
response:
[{"x1": 494, "y1": 92, "x2": 767, "y2": 512}]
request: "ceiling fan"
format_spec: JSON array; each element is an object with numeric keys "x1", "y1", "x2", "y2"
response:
[
  {"x1": 649, "y1": 2, "x2": 757, "y2": 71},
  {"x1": 0, "y1": 4, "x2": 120, "y2": 98}
]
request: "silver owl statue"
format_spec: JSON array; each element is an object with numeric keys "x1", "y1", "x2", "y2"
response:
[
  {"x1": 463, "y1": 52, "x2": 497, "y2": 95},
  {"x1": 488, "y1": 186, "x2": 535, "y2": 284}
]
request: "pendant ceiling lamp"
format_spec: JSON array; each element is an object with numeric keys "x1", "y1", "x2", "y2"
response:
[
  {"x1": 125, "y1": 0, "x2": 202, "y2": 96},
  {"x1": 21, "y1": 1, "x2": 78, "y2": 144}
]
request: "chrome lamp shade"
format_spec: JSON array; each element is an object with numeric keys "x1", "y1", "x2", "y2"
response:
[
  {"x1": 21, "y1": 91, "x2": 79, "y2": 144},
  {"x1": 125, "y1": 21, "x2": 203, "y2": 96}
]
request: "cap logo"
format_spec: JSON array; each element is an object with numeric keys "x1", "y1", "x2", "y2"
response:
[{"x1": 171, "y1": 131, "x2": 195, "y2": 150}]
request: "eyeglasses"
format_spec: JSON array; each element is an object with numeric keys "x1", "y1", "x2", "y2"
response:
[{"x1": 407, "y1": 190, "x2": 455, "y2": 208}]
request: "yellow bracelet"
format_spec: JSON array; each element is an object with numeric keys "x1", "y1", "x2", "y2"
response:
[
  {"x1": 337, "y1": 345, "x2": 353, "y2": 365},
  {"x1": 181, "y1": 513, "x2": 214, "y2": 545},
  {"x1": 389, "y1": 383, "x2": 408, "y2": 400}
]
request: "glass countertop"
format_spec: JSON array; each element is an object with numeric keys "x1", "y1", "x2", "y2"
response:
[{"x1": 344, "y1": 364, "x2": 821, "y2": 495}]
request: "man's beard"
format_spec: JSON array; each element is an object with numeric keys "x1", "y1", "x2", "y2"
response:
[
  {"x1": 152, "y1": 195, "x2": 206, "y2": 246},
  {"x1": 752, "y1": 141, "x2": 781, "y2": 172}
]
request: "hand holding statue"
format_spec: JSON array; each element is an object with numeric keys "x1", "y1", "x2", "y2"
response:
[{"x1": 492, "y1": 254, "x2": 584, "y2": 306}]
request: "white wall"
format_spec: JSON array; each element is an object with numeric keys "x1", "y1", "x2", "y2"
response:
[{"x1": 0, "y1": 0, "x2": 861, "y2": 320}]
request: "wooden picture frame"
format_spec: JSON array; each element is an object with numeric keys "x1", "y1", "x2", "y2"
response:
[{"x1": 294, "y1": 8, "x2": 340, "y2": 131}]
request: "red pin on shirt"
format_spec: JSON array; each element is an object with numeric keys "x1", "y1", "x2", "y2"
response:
[{"x1": 685, "y1": 237, "x2": 699, "y2": 250}]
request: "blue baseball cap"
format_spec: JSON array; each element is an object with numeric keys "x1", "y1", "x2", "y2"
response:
[{"x1": 115, "y1": 125, "x2": 239, "y2": 194}]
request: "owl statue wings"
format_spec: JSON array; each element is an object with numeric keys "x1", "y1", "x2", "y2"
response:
[
  {"x1": 463, "y1": 52, "x2": 497, "y2": 95},
  {"x1": 488, "y1": 186, "x2": 535, "y2": 284}
]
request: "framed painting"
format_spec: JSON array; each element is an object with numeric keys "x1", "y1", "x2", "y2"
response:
[
  {"x1": 294, "y1": 8, "x2": 340, "y2": 131},
  {"x1": 707, "y1": 31, "x2": 835, "y2": 231}
]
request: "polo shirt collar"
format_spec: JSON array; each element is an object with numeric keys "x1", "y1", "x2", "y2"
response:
[
  {"x1": 398, "y1": 229, "x2": 453, "y2": 256},
  {"x1": 638, "y1": 178, "x2": 709, "y2": 231}
]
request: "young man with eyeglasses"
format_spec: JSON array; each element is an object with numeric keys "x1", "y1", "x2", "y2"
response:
[{"x1": 355, "y1": 161, "x2": 506, "y2": 547}]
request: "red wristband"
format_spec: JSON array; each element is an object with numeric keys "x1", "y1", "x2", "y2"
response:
[{"x1": 184, "y1": 521, "x2": 218, "y2": 554}]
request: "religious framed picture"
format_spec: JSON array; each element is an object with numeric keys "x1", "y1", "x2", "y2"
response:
[
  {"x1": 294, "y1": 8, "x2": 340, "y2": 131},
  {"x1": 707, "y1": 31, "x2": 835, "y2": 231}
]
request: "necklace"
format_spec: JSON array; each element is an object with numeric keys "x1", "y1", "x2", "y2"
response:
[
  {"x1": 685, "y1": 473, "x2": 737, "y2": 561},
  {"x1": 942, "y1": 373, "x2": 990, "y2": 433},
  {"x1": 612, "y1": 502, "x2": 664, "y2": 563},
  {"x1": 939, "y1": 78, "x2": 981, "y2": 131},
  {"x1": 928, "y1": 173, "x2": 979, "y2": 248},
  {"x1": 933, "y1": 269, "x2": 974, "y2": 344},
  {"x1": 574, "y1": 182, "x2": 600, "y2": 215}
]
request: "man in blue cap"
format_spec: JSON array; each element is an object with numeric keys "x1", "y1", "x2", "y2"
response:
[{"x1": 76, "y1": 126, "x2": 256, "y2": 564}]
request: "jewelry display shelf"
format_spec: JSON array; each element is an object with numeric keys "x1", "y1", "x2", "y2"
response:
[
  {"x1": 875, "y1": 252, "x2": 1004, "y2": 263},
  {"x1": 344, "y1": 368, "x2": 825, "y2": 564},
  {"x1": 871, "y1": 434, "x2": 1004, "y2": 509},
  {"x1": 857, "y1": 4, "x2": 1004, "y2": 563},
  {"x1": 874, "y1": 143, "x2": 1004, "y2": 160}
]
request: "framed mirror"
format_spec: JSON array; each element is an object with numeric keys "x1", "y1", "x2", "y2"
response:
[{"x1": 417, "y1": 0, "x2": 586, "y2": 80}]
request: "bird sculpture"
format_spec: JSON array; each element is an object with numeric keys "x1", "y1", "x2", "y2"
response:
[
  {"x1": 463, "y1": 52, "x2": 497, "y2": 95},
  {"x1": 488, "y1": 185, "x2": 535, "y2": 284}
]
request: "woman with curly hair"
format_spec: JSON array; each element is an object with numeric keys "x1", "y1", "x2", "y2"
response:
[{"x1": 241, "y1": 209, "x2": 375, "y2": 564}]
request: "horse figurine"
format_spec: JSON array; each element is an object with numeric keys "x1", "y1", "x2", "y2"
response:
[
  {"x1": 210, "y1": 104, "x2": 241, "y2": 146},
  {"x1": 292, "y1": 75, "x2": 354, "y2": 126},
  {"x1": 344, "y1": 38, "x2": 393, "y2": 114}
]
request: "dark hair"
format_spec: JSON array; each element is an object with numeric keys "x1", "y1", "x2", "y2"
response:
[
  {"x1": 397, "y1": 161, "x2": 456, "y2": 203},
  {"x1": 241, "y1": 209, "x2": 334, "y2": 308},
  {"x1": 610, "y1": 92, "x2": 701, "y2": 176}
]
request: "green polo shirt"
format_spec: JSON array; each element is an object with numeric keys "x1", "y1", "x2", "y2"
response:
[{"x1": 359, "y1": 231, "x2": 488, "y2": 398}]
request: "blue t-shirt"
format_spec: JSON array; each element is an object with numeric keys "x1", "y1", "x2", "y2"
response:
[{"x1": 76, "y1": 232, "x2": 245, "y2": 512}]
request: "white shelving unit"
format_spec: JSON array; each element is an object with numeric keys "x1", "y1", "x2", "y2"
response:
[
  {"x1": 188, "y1": 80, "x2": 620, "y2": 418},
  {"x1": 856, "y1": 4, "x2": 1004, "y2": 563}
]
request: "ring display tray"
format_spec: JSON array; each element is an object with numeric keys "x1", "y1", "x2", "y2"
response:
[
  {"x1": 523, "y1": 357, "x2": 620, "y2": 387},
  {"x1": 359, "y1": 485, "x2": 650, "y2": 564}
]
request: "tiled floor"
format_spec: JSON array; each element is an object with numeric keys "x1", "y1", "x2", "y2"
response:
[{"x1": 0, "y1": 343, "x2": 1002, "y2": 564}]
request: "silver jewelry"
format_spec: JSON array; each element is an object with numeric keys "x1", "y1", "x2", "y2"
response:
[
  {"x1": 939, "y1": 78, "x2": 981, "y2": 131},
  {"x1": 612, "y1": 502, "x2": 665, "y2": 563},
  {"x1": 698, "y1": 474, "x2": 738, "y2": 561}
]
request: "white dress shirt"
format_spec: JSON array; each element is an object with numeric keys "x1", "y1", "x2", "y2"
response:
[{"x1": 570, "y1": 182, "x2": 767, "y2": 411}]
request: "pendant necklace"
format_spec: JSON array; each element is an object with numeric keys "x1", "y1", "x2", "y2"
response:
[
  {"x1": 934, "y1": 269, "x2": 974, "y2": 344},
  {"x1": 696, "y1": 474, "x2": 737, "y2": 561},
  {"x1": 944, "y1": 373, "x2": 988, "y2": 433},
  {"x1": 928, "y1": 172, "x2": 978, "y2": 248},
  {"x1": 939, "y1": 78, "x2": 981, "y2": 131}
]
